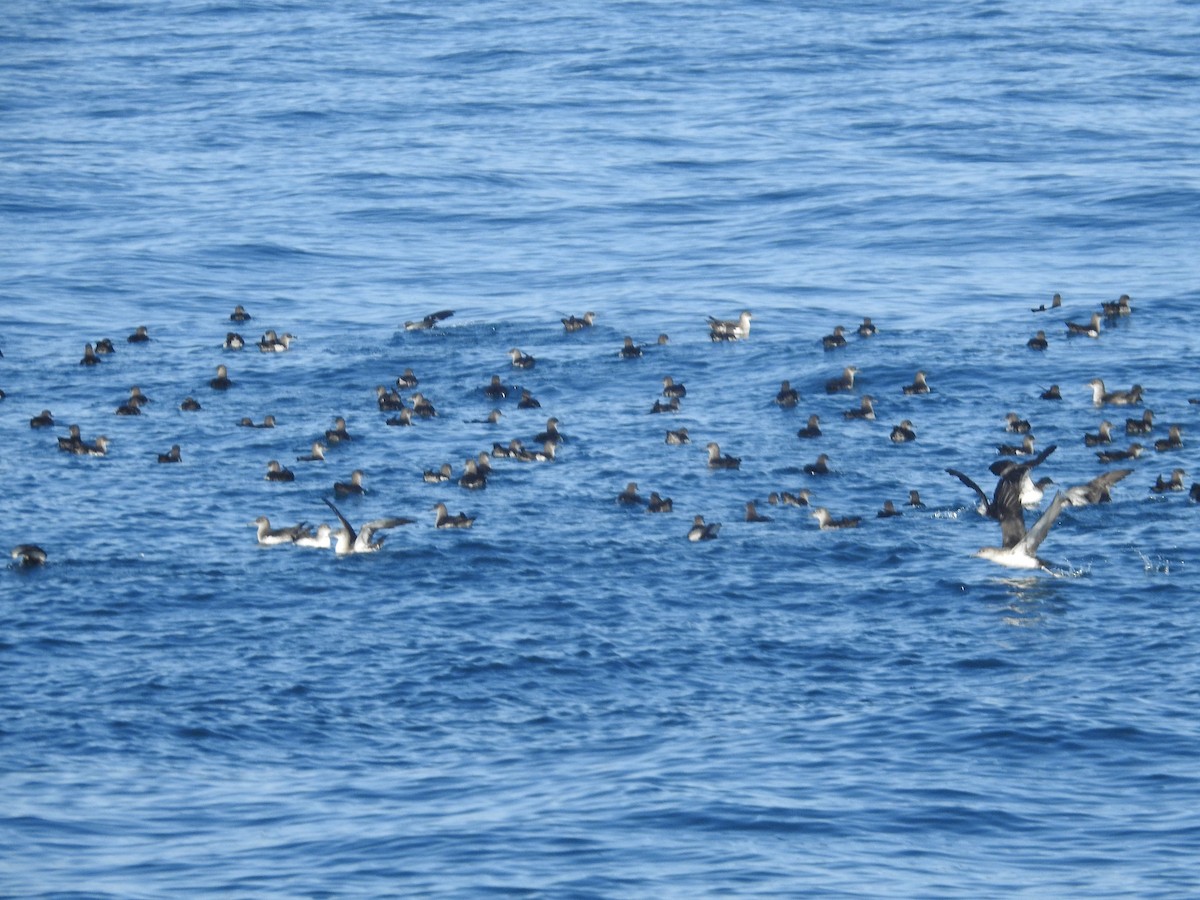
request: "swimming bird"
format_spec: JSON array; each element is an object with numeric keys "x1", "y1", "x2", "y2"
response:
[
  {"x1": 1151, "y1": 469, "x2": 1186, "y2": 493},
  {"x1": 10, "y1": 544, "x2": 47, "y2": 566},
  {"x1": 157, "y1": 445, "x2": 181, "y2": 464},
  {"x1": 517, "y1": 390, "x2": 541, "y2": 409},
  {"x1": 1005, "y1": 412, "x2": 1032, "y2": 434},
  {"x1": 509, "y1": 348, "x2": 535, "y2": 369},
  {"x1": 238, "y1": 415, "x2": 276, "y2": 428},
  {"x1": 877, "y1": 501, "x2": 902, "y2": 518},
  {"x1": 230, "y1": 305, "x2": 252, "y2": 322},
  {"x1": 906, "y1": 490, "x2": 925, "y2": 509},
  {"x1": 973, "y1": 490, "x2": 1072, "y2": 570},
  {"x1": 534, "y1": 417, "x2": 564, "y2": 444},
  {"x1": 127, "y1": 325, "x2": 150, "y2": 343},
  {"x1": 404, "y1": 309, "x2": 454, "y2": 330},
  {"x1": 665, "y1": 427, "x2": 690, "y2": 445},
  {"x1": 1064, "y1": 469, "x2": 1132, "y2": 506},
  {"x1": 258, "y1": 330, "x2": 296, "y2": 352},
  {"x1": 94, "y1": 339, "x2": 115, "y2": 355},
  {"x1": 1126, "y1": 410, "x2": 1154, "y2": 435},
  {"x1": 562, "y1": 311, "x2": 595, "y2": 332},
  {"x1": 687, "y1": 515, "x2": 721, "y2": 541},
  {"x1": 297, "y1": 441, "x2": 326, "y2": 462},
  {"x1": 707, "y1": 310, "x2": 752, "y2": 342},
  {"x1": 80, "y1": 343, "x2": 101, "y2": 366},
  {"x1": 902, "y1": 371, "x2": 930, "y2": 395},
  {"x1": 825, "y1": 366, "x2": 858, "y2": 393},
  {"x1": 1154, "y1": 425, "x2": 1183, "y2": 452},
  {"x1": 323, "y1": 499, "x2": 415, "y2": 555},
  {"x1": 325, "y1": 417, "x2": 352, "y2": 443},
  {"x1": 745, "y1": 501, "x2": 772, "y2": 522},
  {"x1": 265, "y1": 460, "x2": 295, "y2": 482},
  {"x1": 250, "y1": 516, "x2": 308, "y2": 546},
  {"x1": 333, "y1": 470, "x2": 366, "y2": 496},
  {"x1": 775, "y1": 380, "x2": 799, "y2": 407},
  {"x1": 647, "y1": 492, "x2": 673, "y2": 513},
  {"x1": 1101, "y1": 294, "x2": 1132, "y2": 318},
  {"x1": 30, "y1": 409, "x2": 54, "y2": 428},
  {"x1": 396, "y1": 368, "x2": 419, "y2": 389},
  {"x1": 804, "y1": 454, "x2": 832, "y2": 476},
  {"x1": 706, "y1": 442, "x2": 741, "y2": 469},
  {"x1": 617, "y1": 482, "x2": 644, "y2": 505},
  {"x1": 513, "y1": 440, "x2": 556, "y2": 463},
  {"x1": 458, "y1": 459, "x2": 487, "y2": 490},
  {"x1": 857, "y1": 317, "x2": 877, "y2": 337},
  {"x1": 179, "y1": 397, "x2": 201, "y2": 411},
  {"x1": 423, "y1": 463, "x2": 453, "y2": 483},
  {"x1": 661, "y1": 376, "x2": 686, "y2": 399},
  {"x1": 433, "y1": 502, "x2": 474, "y2": 529},
  {"x1": 890, "y1": 420, "x2": 916, "y2": 443},
  {"x1": 619, "y1": 336, "x2": 643, "y2": 358},
  {"x1": 650, "y1": 398, "x2": 680, "y2": 414},
  {"x1": 79, "y1": 435, "x2": 110, "y2": 457},
  {"x1": 997, "y1": 435, "x2": 1036, "y2": 457},
  {"x1": 483, "y1": 376, "x2": 509, "y2": 400},
  {"x1": 779, "y1": 489, "x2": 812, "y2": 507},
  {"x1": 1097, "y1": 444, "x2": 1143, "y2": 463},
  {"x1": 210, "y1": 364, "x2": 232, "y2": 390},
  {"x1": 1031, "y1": 293, "x2": 1062, "y2": 313},
  {"x1": 224, "y1": 332, "x2": 245, "y2": 350},
  {"x1": 796, "y1": 415, "x2": 822, "y2": 439},
  {"x1": 1066, "y1": 312, "x2": 1102, "y2": 338},
  {"x1": 376, "y1": 386, "x2": 406, "y2": 411},
  {"x1": 1089, "y1": 379, "x2": 1142, "y2": 406},
  {"x1": 1027, "y1": 331, "x2": 1048, "y2": 350},
  {"x1": 57, "y1": 425, "x2": 83, "y2": 452},
  {"x1": 843, "y1": 395, "x2": 875, "y2": 420},
  {"x1": 294, "y1": 524, "x2": 333, "y2": 550},
  {"x1": 812, "y1": 508, "x2": 861, "y2": 530},
  {"x1": 822, "y1": 325, "x2": 847, "y2": 350},
  {"x1": 1040, "y1": 385, "x2": 1062, "y2": 400},
  {"x1": 1083, "y1": 421, "x2": 1113, "y2": 446}
]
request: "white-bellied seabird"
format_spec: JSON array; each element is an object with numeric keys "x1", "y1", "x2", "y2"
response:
[
  {"x1": 1031, "y1": 293, "x2": 1062, "y2": 313},
  {"x1": 647, "y1": 492, "x2": 673, "y2": 513},
  {"x1": 844, "y1": 395, "x2": 875, "y2": 420},
  {"x1": 812, "y1": 507, "x2": 861, "y2": 530},
  {"x1": 323, "y1": 499, "x2": 414, "y2": 554},
  {"x1": 1101, "y1": 294, "x2": 1132, "y2": 317},
  {"x1": 397, "y1": 368, "x2": 419, "y2": 389},
  {"x1": 157, "y1": 445, "x2": 181, "y2": 464},
  {"x1": 1126, "y1": 410, "x2": 1154, "y2": 435},
  {"x1": 295, "y1": 524, "x2": 333, "y2": 549},
  {"x1": 665, "y1": 427, "x2": 690, "y2": 445},
  {"x1": 662, "y1": 376, "x2": 686, "y2": 398},
  {"x1": 707, "y1": 310, "x2": 752, "y2": 341},
  {"x1": 423, "y1": 463, "x2": 453, "y2": 483},
  {"x1": 11, "y1": 544, "x2": 47, "y2": 566},
  {"x1": 458, "y1": 459, "x2": 487, "y2": 490},
  {"x1": 1151, "y1": 469, "x2": 1186, "y2": 493},
  {"x1": 997, "y1": 435, "x2": 1036, "y2": 456},
  {"x1": 1064, "y1": 469, "x2": 1132, "y2": 506},
  {"x1": 224, "y1": 332, "x2": 245, "y2": 350},
  {"x1": 948, "y1": 444, "x2": 1057, "y2": 516},
  {"x1": 706, "y1": 442, "x2": 741, "y2": 469},
  {"x1": 265, "y1": 460, "x2": 295, "y2": 482},
  {"x1": 377, "y1": 386, "x2": 406, "y2": 411},
  {"x1": 1097, "y1": 444, "x2": 1143, "y2": 463},
  {"x1": 822, "y1": 326, "x2": 847, "y2": 350},
  {"x1": 619, "y1": 336, "x2": 643, "y2": 358},
  {"x1": 775, "y1": 380, "x2": 799, "y2": 407},
  {"x1": 509, "y1": 348, "x2": 535, "y2": 369},
  {"x1": 534, "y1": 418, "x2": 564, "y2": 445},
  {"x1": 1084, "y1": 421, "x2": 1113, "y2": 446},
  {"x1": 433, "y1": 502, "x2": 474, "y2": 529},
  {"x1": 902, "y1": 371, "x2": 930, "y2": 395},
  {"x1": 230, "y1": 304, "x2": 252, "y2": 322},
  {"x1": 334, "y1": 470, "x2": 366, "y2": 495},
  {"x1": 1154, "y1": 425, "x2": 1183, "y2": 452},
  {"x1": 857, "y1": 317, "x2": 877, "y2": 337},
  {"x1": 973, "y1": 490, "x2": 1071, "y2": 570},
  {"x1": 325, "y1": 416, "x2": 352, "y2": 443},
  {"x1": 127, "y1": 325, "x2": 150, "y2": 343},
  {"x1": 1066, "y1": 312, "x2": 1102, "y2": 338},
  {"x1": 250, "y1": 516, "x2": 309, "y2": 546},
  {"x1": 745, "y1": 501, "x2": 772, "y2": 522},
  {"x1": 297, "y1": 441, "x2": 326, "y2": 462},
  {"x1": 404, "y1": 309, "x2": 454, "y2": 330},
  {"x1": 825, "y1": 366, "x2": 858, "y2": 394},
  {"x1": 804, "y1": 454, "x2": 831, "y2": 475},
  {"x1": 687, "y1": 515, "x2": 720, "y2": 541},
  {"x1": 562, "y1": 311, "x2": 595, "y2": 332},
  {"x1": 890, "y1": 420, "x2": 916, "y2": 443},
  {"x1": 1088, "y1": 379, "x2": 1142, "y2": 406},
  {"x1": 1005, "y1": 412, "x2": 1032, "y2": 434}
]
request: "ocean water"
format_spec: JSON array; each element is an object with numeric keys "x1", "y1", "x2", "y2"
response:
[{"x1": 3, "y1": 1, "x2": 1200, "y2": 896}]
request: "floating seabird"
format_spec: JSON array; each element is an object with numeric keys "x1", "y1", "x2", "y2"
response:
[
  {"x1": 902, "y1": 371, "x2": 930, "y2": 395},
  {"x1": 423, "y1": 463, "x2": 453, "y2": 483},
  {"x1": 11, "y1": 544, "x2": 47, "y2": 566},
  {"x1": 80, "y1": 343, "x2": 101, "y2": 366},
  {"x1": 433, "y1": 502, "x2": 474, "y2": 529},
  {"x1": 230, "y1": 305, "x2": 252, "y2": 322},
  {"x1": 825, "y1": 366, "x2": 858, "y2": 393},
  {"x1": 513, "y1": 440, "x2": 556, "y2": 462},
  {"x1": 1101, "y1": 294, "x2": 1132, "y2": 318},
  {"x1": 297, "y1": 441, "x2": 326, "y2": 462},
  {"x1": 707, "y1": 310, "x2": 752, "y2": 341},
  {"x1": 804, "y1": 454, "x2": 832, "y2": 476},
  {"x1": 517, "y1": 390, "x2": 541, "y2": 409},
  {"x1": 127, "y1": 325, "x2": 150, "y2": 343},
  {"x1": 323, "y1": 498, "x2": 415, "y2": 555},
  {"x1": 483, "y1": 376, "x2": 508, "y2": 400},
  {"x1": 812, "y1": 507, "x2": 861, "y2": 530},
  {"x1": 647, "y1": 492, "x2": 673, "y2": 513},
  {"x1": 376, "y1": 386, "x2": 406, "y2": 411},
  {"x1": 775, "y1": 380, "x2": 799, "y2": 407},
  {"x1": 657, "y1": 333, "x2": 670, "y2": 345},
  {"x1": 1154, "y1": 425, "x2": 1183, "y2": 452},
  {"x1": 534, "y1": 418, "x2": 564, "y2": 444},
  {"x1": 662, "y1": 376, "x2": 686, "y2": 399},
  {"x1": 665, "y1": 427, "x2": 690, "y2": 445},
  {"x1": 57, "y1": 425, "x2": 83, "y2": 452},
  {"x1": 295, "y1": 524, "x2": 333, "y2": 550},
  {"x1": 650, "y1": 398, "x2": 680, "y2": 414},
  {"x1": 857, "y1": 317, "x2": 877, "y2": 337},
  {"x1": 396, "y1": 368, "x2": 419, "y2": 389},
  {"x1": 997, "y1": 435, "x2": 1036, "y2": 457},
  {"x1": 458, "y1": 459, "x2": 487, "y2": 490},
  {"x1": 238, "y1": 415, "x2": 275, "y2": 428},
  {"x1": 1089, "y1": 379, "x2": 1142, "y2": 406},
  {"x1": 1084, "y1": 421, "x2": 1113, "y2": 446},
  {"x1": 617, "y1": 482, "x2": 644, "y2": 505},
  {"x1": 1064, "y1": 469, "x2": 1131, "y2": 505},
  {"x1": 1126, "y1": 410, "x2": 1154, "y2": 435},
  {"x1": 210, "y1": 364, "x2": 232, "y2": 390},
  {"x1": 780, "y1": 489, "x2": 811, "y2": 507},
  {"x1": 224, "y1": 332, "x2": 245, "y2": 350},
  {"x1": 80, "y1": 435, "x2": 110, "y2": 457},
  {"x1": 745, "y1": 501, "x2": 772, "y2": 522},
  {"x1": 157, "y1": 444, "x2": 181, "y2": 464},
  {"x1": 250, "y1": 516, "x2": 308, "y2": 546},
  {"x1": 334, "y1": 469, "x2": 366, "y2": 496},
  {"x1": 1040, "y1": 385, "x2": 1062, "y2": 400},
  {"x1": 844, "y1": 395, "x2": 875, "y2": 420},
  {"x1": 906, "y1": 490, "x2": 925, "y2": 508},
  {"x1": 1031, "y1": 293, "x2": 1062, "y2": 313},
  {"x1": 619, "y1": 336, "x2": 643, "y2": 358},
  {"x1": 30, "y1": 409, "x2": 54, "y2": 428},
  {"x1": 706, "y1": 442, "x2": 741, "y2": 469},
  {"x1": 325, "y1": 417, "x2": 352, "y2": 443},
  {"x1": 94, "y1": 339, "x2": 115, "y2": 354},
  {"x1": 890, "y1": 420, "x2": 916, "y2": 443},
  {"x1": 1066, "y1": 312, "x2": 1102, "y2": 338},
  {"x1": 1097, "y1": 444, "x2": 1144, "y2": 463},
  {"x1": 115, "y1": 398, "x2": 142, "y2": 416},
  {"x1": 404, "y1": 309, "x2": 454, "y2": 331},
  {"x1": 258, "y1": 330, "x2": 296, "y2": 352},
  {"x1": 475, "y1": 452, "x2": 493, "y2": 476},
  {"x1": 562, "y1": 311, "x2": 595, "y2": 332},
  {"x1": 1005, "y1": 412, "x2": 1032, "y2": 434},
  {"x1": 797, "y1": 415, "x2": 822, "y2": 439},
  {"x1": 509, "y1": 348, "x2": 535, "y2": 369},
  {"x1": 265, "y1": 460, "x2": 295, "y2": 482},
  {"x1": 1027, "y1": 330, "x2": 1048, "y2": 350},
  {"x1": 822, "y1": 326, "x2": 847, "y2": 350},
  {"x1": 877, "y1": 501, "x2": 902, "y2": 518},
  {"x1": 1151, "y1": 469, "x2": 1186, "y2": 493},
  {"x1": 687, "y1": 515, "x2": 720, "y2": 541}
]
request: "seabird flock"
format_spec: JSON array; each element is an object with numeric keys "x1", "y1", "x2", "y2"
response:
[{"x1": 3, "y1": 294, "x2": 1194, "y2": 570}]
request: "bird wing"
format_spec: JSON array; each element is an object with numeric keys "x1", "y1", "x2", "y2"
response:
[
  {"x1": 1069, "y1": 468, "x2": 1133, "y2": 505},
  {"x1": 946, "y1": 469, "x2": 990, "y2": 514},
  {"x1": 1019, "y1": 491, "x2": 1069, "y2": 556},
  {"x1": 322, "y1": 498, "x2": 356, "y2": 544}
]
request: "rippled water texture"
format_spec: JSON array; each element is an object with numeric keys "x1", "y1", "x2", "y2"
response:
[{"x1": 3, "y1": 1, "x2": 1200, "y2": 896}]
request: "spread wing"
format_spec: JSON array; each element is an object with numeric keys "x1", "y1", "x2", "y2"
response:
[
  {"x1": 322, "y1": 498, "x2": 356, "y2": 544},
  {"x1": 946, "y1": 468, "x2": 990, "y2": 515},
  {"x1": 1019, "y1": 491, "x2": 1069, "y2": 556}
]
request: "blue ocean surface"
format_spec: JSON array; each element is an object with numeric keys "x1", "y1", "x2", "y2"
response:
[{"x1": 3, "y1": 1, "x2": 1200, "y2": 896}]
